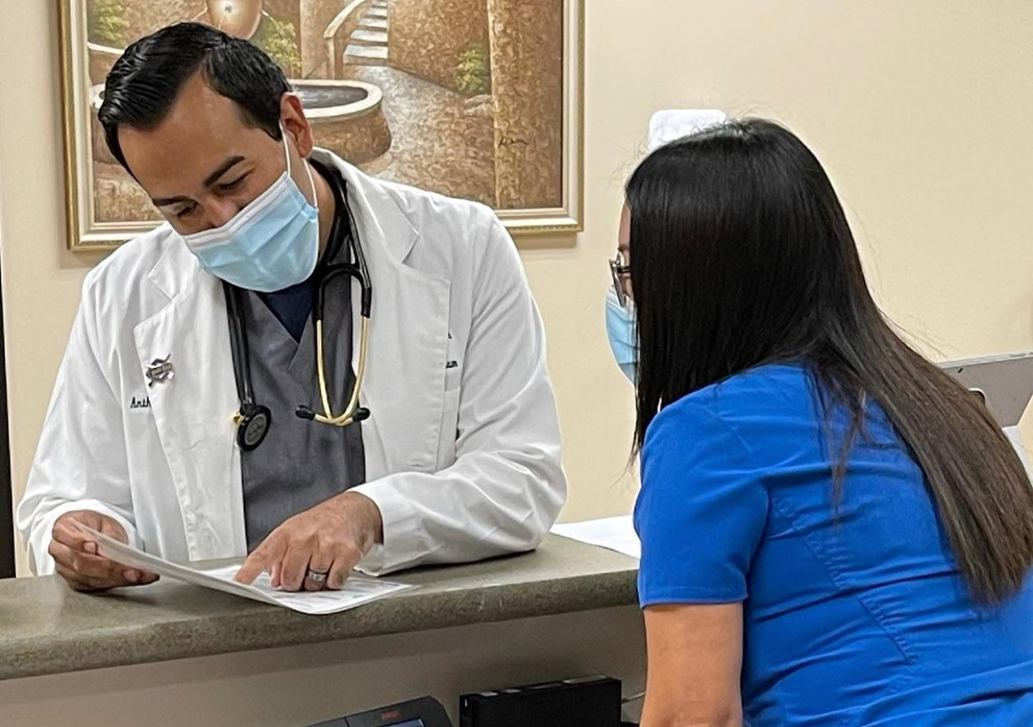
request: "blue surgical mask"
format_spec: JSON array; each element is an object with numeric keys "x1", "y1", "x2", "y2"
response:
[
  {"x1": 181, "y1": 129, "x2": 319, "y2": 293},
  {"x1": 605, "y1": 288, "x2": 638, "y2": 383}
]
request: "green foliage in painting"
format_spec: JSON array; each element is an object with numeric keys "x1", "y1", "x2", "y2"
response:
[
  {"x1": 455, "y1": 43, "x2": 492, "y2": 96},
  {"x1": 252, "y1": 15, "x2": 302, "y2": 77},
  {"x1": 88, "y1": 0, "x2": 131, "y2": 48}
]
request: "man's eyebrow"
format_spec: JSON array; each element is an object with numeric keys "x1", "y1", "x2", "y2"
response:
[
  {"x1": 202, "y1": 155, "x2": 246, "y2": 188},
  {"x1": 151, "y1": 156, "x2": 247, "y2": 207},
  {"x1": 151, "y1": 194, "x2": 191, "y2": 208}
]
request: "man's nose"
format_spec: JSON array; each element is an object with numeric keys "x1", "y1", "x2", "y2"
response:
[{"x1": 205, "y1": 198, "x2": 240, "y2": 230}]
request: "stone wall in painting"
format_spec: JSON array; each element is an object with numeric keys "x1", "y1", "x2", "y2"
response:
[
  {"x1": 388, "y1": 0, "x2": 490, "y2": 96},
  {"x1": 299, "y1": 0, "x2": 347, "y2": 79},
  {"x1": 487, "y1": 0, "x2": 564, "y2": 209}
]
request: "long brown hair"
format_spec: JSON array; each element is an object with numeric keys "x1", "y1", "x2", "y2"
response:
[{"x1": 626, "y1": 118, "x2": 1033, "y2": 604}]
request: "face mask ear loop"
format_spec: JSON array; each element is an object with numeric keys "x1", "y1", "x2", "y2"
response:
[
  {"x1": 280, "y1": 122, "x2": 319, "y2": 221},
  {"x1": 279, "y1": 122, "x2": 292, "y2": 175},
  {"x1": 304, "y1": 159, "x2": 318, "y2": 216}
]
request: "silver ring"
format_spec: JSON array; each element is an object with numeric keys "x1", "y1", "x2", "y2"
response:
[{"x1": 306, "y1": 569, "x2": 328, "y2": 584}]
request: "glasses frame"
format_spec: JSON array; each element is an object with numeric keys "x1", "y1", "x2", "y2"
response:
[{"x1": 609, "y1": 251, "x2": 632, "y2": 308}]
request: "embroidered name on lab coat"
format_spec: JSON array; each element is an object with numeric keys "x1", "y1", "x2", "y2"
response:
[{"x1": 129, "y1": 396, "x2": 151, "y2": 410}]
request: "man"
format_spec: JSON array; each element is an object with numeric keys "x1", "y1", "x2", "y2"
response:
[{"x1": 17, "y1": 23, "x2": 565, "y2": 592}]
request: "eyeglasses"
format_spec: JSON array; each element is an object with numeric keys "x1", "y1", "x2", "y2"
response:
[{"x1": 609, "y1": 250, "x2": 632, "y2": 308}]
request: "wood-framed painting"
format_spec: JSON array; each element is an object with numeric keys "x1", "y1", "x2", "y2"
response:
[{"x1": 59, "y1": 0, "x2": 584, "y2": 251}]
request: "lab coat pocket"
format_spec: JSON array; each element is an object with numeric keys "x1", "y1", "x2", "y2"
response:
[{"x1": 436, "y1": 387, "x2": 462, "y2": 468}]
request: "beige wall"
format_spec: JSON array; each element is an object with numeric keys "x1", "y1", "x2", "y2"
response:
[{"x1": 4, "y1": 1, "x2": 1033, "y2": 575}]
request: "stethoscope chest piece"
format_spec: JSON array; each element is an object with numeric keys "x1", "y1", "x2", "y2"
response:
[{"x1": 236, "y1": 402, "x2": 272, "y2": 452}]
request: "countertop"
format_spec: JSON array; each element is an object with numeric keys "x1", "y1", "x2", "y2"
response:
[{"x1": 0, "y1": 535, "x2": 638, "y2": 681}]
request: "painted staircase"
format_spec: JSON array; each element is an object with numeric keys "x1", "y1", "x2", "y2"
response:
[{"x1": 344, "y1": 0, "x2": 390, "y2": 67}]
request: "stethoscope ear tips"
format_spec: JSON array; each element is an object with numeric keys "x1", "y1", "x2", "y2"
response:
[{"x1": 293, "y1": 405, "x2": 370, "y2": 424}]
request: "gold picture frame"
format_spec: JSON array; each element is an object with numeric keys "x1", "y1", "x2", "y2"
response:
[{"x1": 59, "y1": 0, "x2": 584, "y2": 251}]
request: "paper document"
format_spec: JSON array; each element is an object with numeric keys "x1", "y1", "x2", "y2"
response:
[
  {"x1": 83, "y1": 526, "x2": 411, "y2": 615},
  {"x1": 551, "y1": 515, "x2": 640, "y2": 559}
]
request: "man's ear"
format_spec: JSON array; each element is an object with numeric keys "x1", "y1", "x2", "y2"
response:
[{"x1": 279, "y1": 93, "x2": 314, "y2": 157}]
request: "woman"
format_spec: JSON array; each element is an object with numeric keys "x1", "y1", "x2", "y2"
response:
[{"x1": 607, "y1": 119, "x2": 1033, "y2": 727}]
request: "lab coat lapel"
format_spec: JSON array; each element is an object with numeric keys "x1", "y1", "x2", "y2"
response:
[
  {"x1": 322, "y1": 152, "x2": 451, "y2": 478},
  {"x1": 133, "y1": 242, "x2": 245, "y2": 561}
]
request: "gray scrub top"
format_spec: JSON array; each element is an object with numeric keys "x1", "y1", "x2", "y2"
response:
[{"x1": 239, "y1": 183, "x2": 365, "y2": 552}]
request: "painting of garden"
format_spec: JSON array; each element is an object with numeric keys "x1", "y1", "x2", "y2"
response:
[{"x1": 82, "y1": 0, "x2": 566, "y2": 225}]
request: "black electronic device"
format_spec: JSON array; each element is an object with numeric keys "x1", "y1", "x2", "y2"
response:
[
  {"x1": 305, "y1": 696, "x2": 453, "y2": 727},
  {"x1": 460, "y1": 675, "x2": 622, "y2": 727}
]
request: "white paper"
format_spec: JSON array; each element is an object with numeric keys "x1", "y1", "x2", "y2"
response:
[
  {"x1": 83, "y1": 526, "x2": 411, "y2": 615},
  {"x1": 648, "y1": 109, "x2": 727, "y2": 151},
  {"x1": 551, "y1": 515, "x2": 640, "y2": 560}
]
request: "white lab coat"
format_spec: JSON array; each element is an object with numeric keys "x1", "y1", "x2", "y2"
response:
[{"x1": 18, "y1": 151, "x2": 566, "y2": 576}]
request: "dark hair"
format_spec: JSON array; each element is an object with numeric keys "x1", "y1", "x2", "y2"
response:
[
  {"x1": 98, "y1": 22, "x2": 291, "y2": 172},
  {"x1": 626, "y1": 118, "x2": 1033, "y2": 604}
]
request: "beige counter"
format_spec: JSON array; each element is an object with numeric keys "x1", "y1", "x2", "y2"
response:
[{"x1": 0, "y1": 536, "x2": 645, "y2": 726}]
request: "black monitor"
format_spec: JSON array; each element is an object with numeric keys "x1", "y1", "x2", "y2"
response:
[{"x1": 306, "y1": 697, "x2": 452, "y2": 727}]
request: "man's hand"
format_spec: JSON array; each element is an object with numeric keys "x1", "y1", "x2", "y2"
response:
[
  {"x1": 234, "y1": 491, "x2": 384, "y2": 591},
  {"x1": 50, "y1": 511, "x2": 158, "y2": 592}
]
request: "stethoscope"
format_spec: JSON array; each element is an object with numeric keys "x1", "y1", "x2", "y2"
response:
[{"x1": 223, "y1": 166, "x2": 372, "y2": 452}]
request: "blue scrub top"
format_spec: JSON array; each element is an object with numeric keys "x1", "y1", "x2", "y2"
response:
[{"x1": 635, "y1": 363, "x2": 1033, "y2": 726}]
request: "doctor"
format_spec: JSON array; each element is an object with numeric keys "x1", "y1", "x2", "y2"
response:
[{"x1": 18, "y1": 22, "x2": 565, "y2": 592}]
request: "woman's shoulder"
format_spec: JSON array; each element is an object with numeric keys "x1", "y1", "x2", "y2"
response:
[
  {"x1": 646, "y1": 363, "x2": 820, "y2": 458},
  {"x1": 708, "y1": 362, "x2": 813, "y2": 399},
  {"x1": 660, "y1": 362, "x2": 814, "y2": 420}
]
